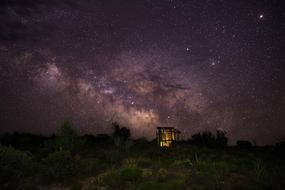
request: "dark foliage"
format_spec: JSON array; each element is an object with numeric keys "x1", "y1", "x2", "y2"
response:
[
  {"x1": 275, "y1": 140, "x2": 285, "y2": 148},
  {"x1": 111, "y1": 122, "x2": 132, "y2": 150},
  {"x1": 0, "y1": 145, "x2": 33, "y2": 186},
  {"x1": 41, "y1": 150, "x2": 79, "y2": 182},
  {"x1": 236, "y1": 140, "x2": 252, "y2": 148},
  {"x1": 55, "y1": 120, "x2": 83, "y2": 154},
  {"x1": 190, "y1": 130, "x2": 228, "y2": 147},
  {"x1": 82, "y1": 134, "x2": 112, "y2": 147},
  {"x1": 112, "y1": 122, "x2": 131, "y2": 141},
  {"x1": 0, "y1": 132, "x2": 47, "y2": 151},
  {"x1": 0, "y1": 126, "x2": 284, "y2": 189}
]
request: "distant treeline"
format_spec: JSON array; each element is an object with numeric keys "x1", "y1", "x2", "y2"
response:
[{"x1": 0, "y1": 121, "x2": 284, "y2": 150}]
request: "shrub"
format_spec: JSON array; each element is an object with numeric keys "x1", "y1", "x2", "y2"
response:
[
  {"x1": 99, "y1": 169, "x2": 122, "y2": 188},
  {"x1": 157, "y1": 168, "x2": 169, "y2": 181},
  {"x1": 138, "y1": 178, "x2": 186, "y2": 190},
  {"x1": 120, "y1": 166, "x2": 142, "y2": 182},
  {"x1": 79, "y1": 158, "x2": 106, "y2": 176},
  {"x1": 142, "y1": 168, "x2": 153, "y2": 178},
  {"x1": 101, "y1": 149, "x2": 124, "y2": 164},
  {"x1": 171, "y1": 159, "x2": 193, "y2": 169},
  {"x1": 112, "y1": 122, "x2": 131, "y2": 141},
  {"x1": 0, "y1": 145, "x2": 33, "y2": 184},
  {"x1": 85, "y1": 187, "x2": 97, "y2": 190},
  {"x1": 236, "y1": 140, "x2": 252, "y2": 148},
  {"x1": 122, "y1": 158, "x2": 141, "y2": 168},
  {"x1": 70, "y1": 182, "x2": 82, "y2": 190},
  {"x1": 138, "y1": 180, "x2": 161, "y2": 190},
  {"x1": 55, "y1": 120, "x2": 83, "y2": 154},
  {"x1": 137, "y1": 158, "x2": 152, "y2": 168},
  {"x1": 215, "y1": 130, "x2": 228, "y2": 147},
  {"x1": 163, "y1": 178, "x2": 187, "y2": 190},
  {"x1": 18, "y1": 183, "x2": 38, "y2": 190},
  {"x1": 190, "y1": 130, "x2": 228, "y2": 147},
  {"x1": 42, "y1": 150, "x2": 78, "y2": 182},
  {"x1": 253, "y1": 159, "x2": 265, "y2": 181}
]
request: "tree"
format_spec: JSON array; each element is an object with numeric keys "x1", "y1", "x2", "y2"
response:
[
  {"x1": 55, "y1": 120, "x2": 82, "y2": 154},
  {"x1": 236, "y1": 140, "x2": 252, "y2": 148},
  {"x1": 111, "y1": 122, "x2": 131, "y2": 149},
  {"x1": 215, "y1": 130, "x2": 228, "y2": 147},
  {"x1": 190, "y1": 130, "x2": 228, "y2": 147},
  {"x1": 112, "y1": 122, "x2": 130, "y2": 141},
  {"x1": 42, "y1": 150, "x2": 78, "y2": 182}
]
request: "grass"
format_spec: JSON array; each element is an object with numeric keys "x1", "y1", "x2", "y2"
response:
[{"x1": 0, "y1": 139, "x2": 285, "y2": 190}]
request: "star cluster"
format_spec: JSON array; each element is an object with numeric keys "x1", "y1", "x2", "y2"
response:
[{"x1": 0, "y1": 0, "x2": 284, "y2": 144}]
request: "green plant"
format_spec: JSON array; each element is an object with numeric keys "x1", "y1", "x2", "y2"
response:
[
  {"x1": 122, "y1": 158, "x2": 138, "y2": 167},
  {"x1": 85, "y1": 187, "x2": 97, "y2": 190},
  {"x1": 98, "y1": 169, "x2": 122, "y2": 188},
  {"x1": 80, "y1": 158, "x2": 106, "y2": 176},
  {"x1": 0, "y1": 145, "x2": 33, "y2": 184},
  {"x1": 253, "y1": 159, "x2": 265, "y2": 181},
  {"x1": 55, "y1": 120, "x2": 83, "y2": 154},
  {"x1": 120, "y1": 166, "x2": 142, "y2": 182},
  {"x1": 70, "y1": 182, "x2": 82, "y2": 190},
  {"x1": 138, "y1": 178, "x2": 186, "y2": 190},
  {"x1": 163, "y1": 178, "x2": 187, "y2": 190},
  {"x1": 42, "y1": 150, "x2": 78, "y2": 182},
  {"x1": 138, "y1": 180, "x2": 162, "y2": 190},
  {"x1": 137, "y1": 158, "x2": 152, "y2": 168},
  {"x1": 171, "y1": 158, "x2": 193, "y2": 169},
  {"x1": 102, "y1": 149, "x2": 124, "y2": 164}
]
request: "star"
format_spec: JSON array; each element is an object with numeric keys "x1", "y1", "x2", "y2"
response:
[{"x1": 0, "y1": 0, "x2": 283, "y2": 145}]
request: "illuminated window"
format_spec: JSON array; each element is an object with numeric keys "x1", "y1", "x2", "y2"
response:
[{"x1": 156, "y1": 127, "x2": 181, "y2": 147}]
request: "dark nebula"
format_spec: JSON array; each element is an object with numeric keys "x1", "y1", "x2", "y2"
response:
[{"x1": 0, "y1": 0, "x2": 284, "y2": 144}]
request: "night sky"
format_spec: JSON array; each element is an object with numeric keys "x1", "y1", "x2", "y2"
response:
[{"x1": 0, "y1": 0, "x2": 284, "y2": 144}]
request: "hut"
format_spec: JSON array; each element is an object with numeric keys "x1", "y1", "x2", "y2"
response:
[{"x1": 156, "y1": 127, "x2": 181, "y2": 147}]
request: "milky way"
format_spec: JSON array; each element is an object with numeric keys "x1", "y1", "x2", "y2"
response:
[{"x1": 0, "y1": 0, "x2": 284, "y2": 144}]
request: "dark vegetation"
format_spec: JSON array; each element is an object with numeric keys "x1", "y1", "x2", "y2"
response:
[{"x1": 0, "y1": 121, "x2": 285, "y2": 190}]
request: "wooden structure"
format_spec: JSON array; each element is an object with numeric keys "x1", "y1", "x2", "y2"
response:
[{"x1": 156, "y1": 127, "x2": 181, "y2": 147}]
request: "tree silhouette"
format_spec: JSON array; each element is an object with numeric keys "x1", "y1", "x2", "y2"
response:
[
  {"x1": 55, "y1": 120, "x2": 82, "y2": 153},
  {"x1": 111, "y1": 122, "x2": 131, "y2": 148},
  {"x1": 236, "y1": 140, "x2": 252, "y2": 147},
  {"x1": 190, "y1": 130, "x2": 228, "y2": 147},
  {"x1": 112, "y1": 122, "x2": 130, "y2": 141}
]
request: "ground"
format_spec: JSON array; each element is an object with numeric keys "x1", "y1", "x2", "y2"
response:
[{"x1": 0, "y1": 137, "x2": 284, "y2": 190}]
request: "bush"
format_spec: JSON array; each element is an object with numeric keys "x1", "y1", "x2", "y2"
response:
[
  {"x1": 138, "y1": 180, "x2": 162, "y2": 190},
  {"x1": 0, "y1": 145, "x2": 33, "y2": 184},
  {"x1": 101, "y1": 149, "x2": 124, "y2": 164},
  {"x1": 171, "y1": 159, "x2": 193, "y2": 169},
  {"x1": 55, "y1": 120, "x2": 83, "y2": 154},
  {"x1": 42, "y1": 150, "x2": 78, "y2": 182},
  {"x1": 137, "y1": 158, "x2": 152, "y2": 168},
  {"x1": 236, "y1": 140, "x2": 252, "y2": 148},
  {"x1": 163, "y1": 178, "x2": 187, "y2": 190},
  {"x1": 99, "y1": 169, "x2": 122, "y2": 188},
  {"x1": 120, "y1": 166, "x2": 142, "y2": 182},
  {"x1": 157, "y1": 168, "x2": 169, "y2": 181},
  {"x1": 79, "y1": 158, "x2": 106, "y2": 176},
  {"x1": 70, "y1": 182, "x2": 82, "y2": 190},
  {"x1": 190, "y1": 130, "x2": 228, "y2": 147},
  {"x1": 138, "y1": 178, "x2": 186, "y2": 190}
]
